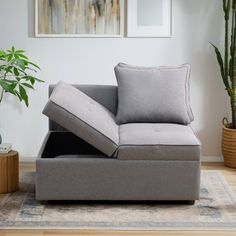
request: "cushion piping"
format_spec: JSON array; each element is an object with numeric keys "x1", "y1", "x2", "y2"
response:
[{"x1": 118, "y1": 144, "x2": 201, "y2": 147}]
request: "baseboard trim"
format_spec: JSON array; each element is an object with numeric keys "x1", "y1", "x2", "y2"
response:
[
  {"x1": 20, "y1": 156, "x2": 36, "y2": 162},
  {"x1": 201, "y1": 156, "x2": 223, "y2": 162},
  {"x1": 19, "y1": 156, "x2": 224, "y2": 162}
]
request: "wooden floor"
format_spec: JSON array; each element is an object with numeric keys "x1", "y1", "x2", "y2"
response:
[{"x1": 0, "y1": 162, "x2": 236, "y2": 236}]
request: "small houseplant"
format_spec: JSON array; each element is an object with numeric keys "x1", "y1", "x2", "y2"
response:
[
  {"x1": 211, "y1": 0, "x2": 236, "y2": 168},
  {"x1": 0, "y1": 46, "x2": 43, "y2": 143}
]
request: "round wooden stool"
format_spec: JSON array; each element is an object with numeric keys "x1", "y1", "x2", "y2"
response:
[{"x1": 0, "y1": 150, "x2": 19, "y2": 193}]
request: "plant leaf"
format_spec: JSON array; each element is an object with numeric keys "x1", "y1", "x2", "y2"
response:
[
  {"x1": 17, "y1": 54, "x2": 28, "y2": 60},
  {"x1": 224, "y1": 0, "x2": 227, "y2": 12},
  {"x1": 9, "y1": 82, "x2": 17, "y2": 91},
  {"x1": 14, "y1": 90, "x2": 22, "y2": 101},
  {"x1": 13, "y1": 68, "x2": 19, "y2": 76},
  {"x1": 22, "y1": 75, "x2": 44, "y2": 83},
  {"x1": 233, "y1": 0, "x2": 236, "y2": 8},
  {"x1": 30, "y1": 77, "x2": 35, "y2": 85},
  {"x1": 226, "y1": 0, "x2": 231, "y2": 17},
  {"x1": 15, "y1": 50, "x2": 25, "y2": 53},
  {"x1": 19, "y1": 85, "x2": 28, "y2": 107},
  {"x1": 15, "y1": 58, "x2": 26, "y2": 70},
  {"x1": 27, "y1": 61, "x2": 40, "y2": 70},
  {"x1": 0, "y1": 51, "x2": 5, "y2": 58},
  {"x1": 21, "y1": 83, "x2": 34, "y2": 89},
  {"x1": 7, "y1": 54, "x2": 13, "y2": 62},
  {"x1": 210, "y1": 42, "x2": 231, "y2": 94},
  {"x1": 0, "y1": 80, "x2": 15, "y2": 95}
]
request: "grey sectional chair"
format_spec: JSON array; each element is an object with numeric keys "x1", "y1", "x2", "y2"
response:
[{"x1": 36, "y1": 84, "x2": 201, "y2": 202}]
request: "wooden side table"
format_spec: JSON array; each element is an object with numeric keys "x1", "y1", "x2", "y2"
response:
[{"x1": 0, "y1": 150, "x2": 19, "y2": 193}]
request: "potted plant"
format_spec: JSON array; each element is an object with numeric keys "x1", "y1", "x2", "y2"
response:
[
  {"x1": 211, "y1": 0, "x2": 236, "y2": 168},
  {"x1": 0, "y1": 46, "x2": 43, "y2": 143}
]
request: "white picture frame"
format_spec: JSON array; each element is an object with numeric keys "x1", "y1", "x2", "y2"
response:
[
  {"x1": 127, "y1": 0, "x2": 172, "y2": 38},
  {"x1": 35, "y1": 0, "x2": 124, "y2": 38}
]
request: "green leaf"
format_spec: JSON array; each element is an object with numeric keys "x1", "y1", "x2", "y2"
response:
[
  {"x1": 19, "y1": 85, "x2": 29, "y2": 107},
  {"x1": 9, "y1": 82, "x2": 17, "y2": 91},
  {"x1": 226, "y1": 0, "x2": 231, "y2": 17},
  {"x1": 14, "y1": 90, "x2": 22, "y2": 101},
  {"x1": 5, "y1": 66, "x2": 13, "y2": 73},
  {"x1": 15, "y1": 50, "x2": 25, "y2": 53},
  {"x1": 15, "y1": 58, "x2": 26, "y2": 70},
  {"x1": 30, "y1": 77, "x2": 35, "y2": 85},
  {"x1": 7, "y1": 54, "x2": 13, "y2": 62},
  {"x1": 17, "y1": 54, "x2": 28, "y2": 60},
  {"x1": 223, "y1": 0, "x2": 231, "y2": 16},
  {"x1": 21, "y1": 83, "x2": 34, "y2": 89},
  {"x1": 210, "y1": 42, "x2": 231, "y2": 95},
  {"x1": 22, "y1": 75, "x2": 44, "y2": 84},
  {"x1": 224, "y1": 0, "x2": 227, "y2": 12},
  {"x1": 0, "y1": 80, "x2": 15, "y2": 95},
  {"x1": 210, "y1": 43, "x2": 225, "y2": 78},
  {"x1": 11, "y1": 46, "x2": 15, "y2": 52},
  {"x1": 27, "y1": 61, "x2": 40, "y2": 70},
  {"x1": 33, "y1": 77, "x2": 44, "y2": 83},
  {"x1": 13, "y1": 68, "x2": 19, "y2": 76},
  {"x1": 233, "y1": 0, "x2": 236, "y2": 8},
  {"x1": 3, "y1": 79, "x2": 17, "y2": 84},
  {"x1": 0, "y1": 51, "x2": 5, "y2": 58}
]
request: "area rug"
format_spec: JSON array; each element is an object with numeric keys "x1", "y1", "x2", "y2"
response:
[{"x1": 0, "y1": 171, "x2": 236, "y2": 230}]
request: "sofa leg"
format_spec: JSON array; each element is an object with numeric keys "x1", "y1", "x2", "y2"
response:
[{"x1": 187, "y1": 200, "x2": 195, "y2": 205}]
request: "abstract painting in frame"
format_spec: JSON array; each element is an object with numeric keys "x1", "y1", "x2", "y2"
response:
[
  {"x1": 35, "y1": 0, "x2": 123, "y2": 37},
  {"x1": 127, "y1": 0, "x2": 172, "y2": 37}
]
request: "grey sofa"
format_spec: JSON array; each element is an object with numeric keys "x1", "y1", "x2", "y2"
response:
[{"x1": 36, "y1": 84, "x2": 201, "y2": 202}]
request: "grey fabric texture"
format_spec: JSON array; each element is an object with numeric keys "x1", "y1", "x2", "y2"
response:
[
  {"x1": 36, "y1": 151, "x2": 200, "y2": 201},
  {"x1": 48, "y1": 85, "x2": 118, "y2": 131},
  {"x1": 43, "y1": 81, "x2": 119, "y2": 157},
  {"x1": 118, "y1": 123, "x2": 201, "y2": 161},
  {"x1": 115, "y1": 63, "x2": 194, "y2": 125}
]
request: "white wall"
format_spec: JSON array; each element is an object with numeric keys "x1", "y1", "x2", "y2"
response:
[{"x1": 0, "y1": 0, "x2": 229, "y2": 161}]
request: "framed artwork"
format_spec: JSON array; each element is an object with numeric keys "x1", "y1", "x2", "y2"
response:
[
  {"x1": 35, "y1": 0, "x2": 124, "y2": 37},
  {"x1": 127, "y1": 0, "x2": 172, "y2": 37}
]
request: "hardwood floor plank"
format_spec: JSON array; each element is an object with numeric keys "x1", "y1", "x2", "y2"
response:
[{"x1": 1, "y1": 230, "x2": 236, "y2": 236}]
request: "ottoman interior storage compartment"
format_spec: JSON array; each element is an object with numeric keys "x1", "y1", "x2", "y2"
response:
[{"x1": 39, "y1": 131, "x2": 105, "y2": 159}]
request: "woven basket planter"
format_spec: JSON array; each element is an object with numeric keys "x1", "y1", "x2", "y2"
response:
[{"x1": 222, "y1": 118, "x2": 236, "y2": 168}]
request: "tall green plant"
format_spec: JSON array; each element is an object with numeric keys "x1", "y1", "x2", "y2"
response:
[
  {"x1": 0, "y1": 46, "x2": 43, "y2": 107},
  {"x1": 211, "y1": 0, "x2": 236, "y2": 128}
]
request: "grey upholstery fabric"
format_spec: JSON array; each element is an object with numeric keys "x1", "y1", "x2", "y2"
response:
[
  {"x1": 37, "y1": 81, "x2": 201, "y2": 201},
  {"x1": 48, "y1": 84, "x2": 118, "y2": 131},
  {"x1": 43, "y1": 81, "x2": 119, "y2": 157},
  {"x1": 118, "y1": 123, "x2": 201, "y2": 161},
  {"x1": 115, "y1": 63, "x2": 194, "y2": 125},
  {"x1": 36, "y1": 149, "x2": 200, "y2": 200}
]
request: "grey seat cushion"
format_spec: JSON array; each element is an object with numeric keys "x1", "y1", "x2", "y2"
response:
[
  {"x1": 118, "y1": 123, "x2": 201, "y2": 161},
  {"x1": 115, "y1": 63, "x2": 194, "y2": 125},
  {"x1": 43, "y1": 81, "x2": 119, "y2": 157}
]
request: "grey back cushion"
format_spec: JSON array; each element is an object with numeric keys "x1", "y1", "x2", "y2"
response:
[
  {"x1": 43, "y1": 81, "x2": 119, "y2": 157},
  {"x1": 115, "y1": 63, "x2": 194, "y2": 125}
]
